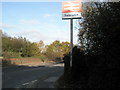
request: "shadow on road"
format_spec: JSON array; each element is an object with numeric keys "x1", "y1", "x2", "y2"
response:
[{"x1": 2, "y1": 62, "x2": 64, "y2": 88}]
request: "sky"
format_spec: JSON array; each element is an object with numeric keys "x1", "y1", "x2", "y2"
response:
[{"x1": 1, "y1": 2, "x2": 80, "y2": 45}]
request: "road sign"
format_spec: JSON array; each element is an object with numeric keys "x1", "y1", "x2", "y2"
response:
[
  {"x1": 62, "y1": 0, "x2": 82, "y2": 67},
  {"x1": 62, "y1": 0, "x2": 82, "y2": 19}
]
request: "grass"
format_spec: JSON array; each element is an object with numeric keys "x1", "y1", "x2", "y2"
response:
[{"x1": 2, "y1": 56, "x2": 56, "y2": 67}]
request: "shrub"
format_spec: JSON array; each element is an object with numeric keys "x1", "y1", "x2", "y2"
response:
[{"x1": 2, "y1": 51, "x2": 21, "y2": 58}]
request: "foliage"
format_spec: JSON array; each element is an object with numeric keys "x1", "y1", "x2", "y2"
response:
[
  {"x1": 64, "y1": 2, "x2": 120, "y2": 88},
  {"x1": 2, "y1": 51, "x2": 21, "y2": 58},
  {"x1": 21, "y1": 42, "x2": 40, "y2": 57},
  {"x1": 2, "y1": 32, "x2": 41, "y2": 58},
  {"x1": 78, "y1": 2, "x2": 120, "y2": 55},
  {"x1": 1, "y1": 32, "x2": 71, "y2": 62},
  {"x1": 2, "y1": 35, "x2": 26, "y2": 53},
  {"x1": 62, "y1": 2, "x2": 120, "y2": 88},
  {"x1": 45, "y1": 40, "x2": 70, "y2": 61},
  {"x1": 37, "y1": 40, "x2": 46, "y2": 53}
]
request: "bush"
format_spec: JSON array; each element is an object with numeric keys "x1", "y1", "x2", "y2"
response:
[{"x1": 2, "y1": 51, "x2": 21, "y2": 58}]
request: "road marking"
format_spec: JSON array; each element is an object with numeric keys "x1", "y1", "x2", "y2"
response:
[
  {"x1": 22, "y1": 82, "x2": 30, "y2": 85},
  {"x1": 31, "y1": 80, "x2": 37, "y2": 83},
  {"x1": 22, "y1": 80, "x2": 38, "y2": 86},
  {"x1": 44, "y1": 77, "x2": 59, "y2": 82}
]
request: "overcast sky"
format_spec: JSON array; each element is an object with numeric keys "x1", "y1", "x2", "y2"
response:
[{"x1": 1, "y1": 2, "x2": 80, "y2": 45}]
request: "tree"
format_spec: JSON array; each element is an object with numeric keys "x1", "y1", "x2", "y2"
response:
[
  {"x1": 45, "y1": 40, "x2": 61, "y2": 60},
  {"x1": 60, "y1": 41, "x2": 70, "y2": 56},
  {"x1": 78, "y1": 2, "x2": 120, "y2": 55},
  {"x1": 55, "y1": 2, "x2": 120, "y2": 88},
  {"x1": 37, "y1": 40, "x2": 45, "y2": 53},
  {"x1": 45, "y1": 40, "x2": 70, "y2": 61},
  {"x1": 2, "y1": 35, "x2": 12, "y2": 52},
  {"x1": 21, "y1": 42, "x2": 40, "y2": 57},
  {"x1": 2, "y1": 32, "x2": 43, "y2": 58}
]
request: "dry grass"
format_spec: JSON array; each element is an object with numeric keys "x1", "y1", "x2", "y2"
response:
[{"x1": 2, "y1": 57, "x2": 54, "y2": 67}]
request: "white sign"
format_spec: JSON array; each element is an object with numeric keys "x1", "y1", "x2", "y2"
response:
[{"x1": 62, "y1": 0, "x2": 82, "y2": 19}]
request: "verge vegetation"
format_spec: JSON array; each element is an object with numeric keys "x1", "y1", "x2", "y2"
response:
[{"x1": 1, "y1": 31, "x2": 71, "y2": 67}]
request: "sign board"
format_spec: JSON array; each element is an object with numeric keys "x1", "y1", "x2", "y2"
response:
[{"x1": 62, "y1": 0, "x2": 82, "y2": 19}]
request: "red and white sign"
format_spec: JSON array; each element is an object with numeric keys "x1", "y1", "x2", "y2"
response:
[{"x1": 62, "y1": 0, "x2": 82, "y2": 19}]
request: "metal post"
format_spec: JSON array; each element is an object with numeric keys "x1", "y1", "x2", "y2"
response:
[
  {"x1": 0, "y1": 30, "x2": 2, "y2": 57},
  {"x1": 70, "y1": 19, "x2": 73, "y2": 67}
]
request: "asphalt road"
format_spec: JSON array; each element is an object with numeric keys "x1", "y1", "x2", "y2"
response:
[{"x1": 2, "y1": 63, "x2": 64, "y2": 88}]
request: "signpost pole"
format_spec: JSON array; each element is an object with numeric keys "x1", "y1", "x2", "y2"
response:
[
  {"x1": 70, "y1": 18, "x2": 73, "y2": 67},
  {"x1": 62, "y1": 0, "x2": 82, "y2": 70}
]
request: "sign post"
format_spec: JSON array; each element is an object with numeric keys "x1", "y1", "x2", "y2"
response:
[
  {"x1": 70, "y1": 19, "x2": 73, "y2": 67},
  {"x1": 62, "y1": 0, "x2": 82, "y2": 67}
]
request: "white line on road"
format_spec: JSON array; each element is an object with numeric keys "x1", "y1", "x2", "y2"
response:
[
  {"x1": 22, "y1": 82, "x2": 30, "y2": 85},
  {"x1": 22, "y1": 80, "x2": 38, "y2": 86},
  {"x1": 31, "y1": 80, "x2": 38, "y2": 83},
  {"x1": 44, "y1": 77, "x2": 59, "y2": 82}
]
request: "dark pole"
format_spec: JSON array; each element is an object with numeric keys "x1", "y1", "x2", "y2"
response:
[{"x1": 70, "y1": 19, "x2": 73, "y2": 67}]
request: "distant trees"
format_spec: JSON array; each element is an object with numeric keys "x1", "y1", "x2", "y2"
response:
[
  {"x1": 2, "y1": 33, "x2": 26, "y2": 53},
  {"x1": 45, "y1": 40, "x2": 70, "y2": 61},
  {"x1": 1, "y1": 31, "x2": 70, "y2": 61},
  {"x1": 2, "y1": 32, "x2": 41, "y2": 58},
  {"x1": 37, "y1": 40, "x2": 45, "y2": 53},
  {"x1": 21, "y1": 42, "x2": 40, "y2": 57}
]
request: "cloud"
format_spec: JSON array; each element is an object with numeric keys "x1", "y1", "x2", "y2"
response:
[
  {"x1": 0, "y1": 24, "x2": 16, "y2": 29},
  {"x1": 43, "y1": 14, "x2": 55, "y2": 18},
  {"x1": 19, "y1": 19, "x2": 41, "y2": 25},
  {"x1": 6, "y1": 19, "x2": 79, "y2": 45},
  {"x1": 11, "y1": 29, "x2": 47, "y2": 42},
  {"x1": 44, "y1": 14, "x2": 51, "y2": 17},
  {"x1": 10, "y1": 27, "x2": 79, "y2": 45}
]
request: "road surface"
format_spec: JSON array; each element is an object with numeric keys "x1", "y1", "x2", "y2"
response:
[{"x1": 2, "y1": 63, "x2": 64, "y2": 88}]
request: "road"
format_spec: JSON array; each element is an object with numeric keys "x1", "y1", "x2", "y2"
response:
[{"x1": 2, "y1": 63, "x2": 64, "y2": 88}]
